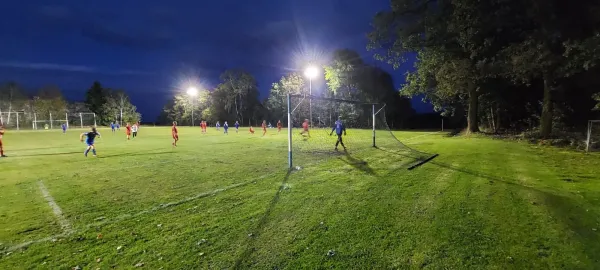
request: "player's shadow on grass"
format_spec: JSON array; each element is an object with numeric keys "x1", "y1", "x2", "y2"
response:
[
  {"x1": 233, "y1": 169, "x2": 292, "y2": 269},
  {"x1": 339, "y1": 152, "x2": 376, "y2": 176}
]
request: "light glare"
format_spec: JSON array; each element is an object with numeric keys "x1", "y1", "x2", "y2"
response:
[
  {"x1": 304, "y1": 66, "x2": 319, "y2": 79},
  {"x1": 187, "y1": 87, "x2": 198, "y2": 96}
]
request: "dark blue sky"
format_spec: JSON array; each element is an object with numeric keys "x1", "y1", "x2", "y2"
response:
[{"x1": 0, "y1": 0, "x2": 433, "y2": 120}]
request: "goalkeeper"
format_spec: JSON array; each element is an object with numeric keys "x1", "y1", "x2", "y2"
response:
[{"x1": 329, "y1": 117, "x2": 347, "y2": 150}]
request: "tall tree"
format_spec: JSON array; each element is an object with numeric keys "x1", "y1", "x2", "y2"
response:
[
  {"x1": 368, "y1": 0, "x2": 523, "y2": 133},
  {"x1": 498, "y1": 0, "x2": 600, "y2": 137},
  {"x1": 264, "y1": 73, "x2": 306, "y2": 123},
  {"x1": 102, "y1": 90, "x2": 142, "y2": 124},
  {"x1": 219, "y1": 70, "x2": 260, "y2": 124},
  {"x1": 85, "y1": 81, "x2": 107, "y2": 121},
  {"x1": 0, "y1": 82, "x2": 27, "y2": 125}
]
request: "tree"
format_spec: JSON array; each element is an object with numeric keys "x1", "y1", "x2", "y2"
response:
[
  {"x1": 264, "y1": 73, "x2": 306, "y2": 123},
  {"x1": 32, "y1": 85, "x2": 68, "y2": 121},
  {"x1": 102, "y1": 90, "x2": 142, "y2": 124},
  {"x1": 85, "y1": 81, "x2": 107, "y2": 122},
  {"x1": 498, "y1": 0, "x2": 600, "y2": 137},
  {"x1": 368, "y1": 0, "x2": 525, "y2": 133},
  {"x1": 161, "y1": 90, "x2": 211, "y2": 125},
  {"x1": 219, "y1": 70, "x2": 260, "y2": 124},
  {"x1": 0, "y1": 82, "x2": 27, "y2": 125},
  {"x1": 594, "y1": 93, "x2": 600, "y2": 111}
]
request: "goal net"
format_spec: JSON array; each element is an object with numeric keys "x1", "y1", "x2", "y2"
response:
[
  {"x1": 586, "y1": 120, "x2": 600, "y2": 152},
  {"x1": 284, "y1": 94, "x2": 437, "y2": 170},
  {"x1": 70, "y1": 113, "x2": 97, "y2": 128}
]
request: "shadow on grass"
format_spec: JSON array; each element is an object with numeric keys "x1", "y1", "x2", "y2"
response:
[
  {"x1": 425, "y1": 161, "x2": 600, "y2": 262},
  {"x1": 233, "y1": 169, "x2": 292, "y2": 269},
  {"x1": 339, "y1": 151, "x2": 376, "y2": 176}
]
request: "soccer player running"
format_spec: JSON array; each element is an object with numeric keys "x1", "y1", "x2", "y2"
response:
[
  {"x1": 80, "y1": 127, "x2": 101, "y2": 157},
  {"x1": 223, "y1": 121, "x2": 229, "y2": 134},
  {"x1": 261, "y1": 120, "x2": 267, "y2": 137},
  {"x1": 132, "y1": 123, "x2": 138, "y2": 138},
  {"x1": 249, "y1": 126, "x2": 255, "y2": 134},
  {"x1": 0, "y1": 124, "x2": 6, "y2": 157},
  {"x1": 330, "y1": 117, "x2": 347, "y2": 151},
  {"x1": 61, "y1": 123, "x2": 67, "y2": 134},
  {"x1": 299, "y1": 119, "x2": 310, "y2": 138},
  {"x1": 216, "y1": 121, "x2": 221, "y2": 131},
  {"x1": 125, "y1": 123, "x2": 132, "y2": 140},
  {"x1": 111, "y1": 122, "x2": 116, "y2": 134},
  {"x1": 277, "y1": 120, "x2": 282, "y2": 134},
  {"x1": 172, "y1": 121, "x2": 179, "y2": 147},
  {"x1": 235, "y1": 121, "x2": 240, "y2": 133}
]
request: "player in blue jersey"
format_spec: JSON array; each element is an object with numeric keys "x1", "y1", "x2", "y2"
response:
[
  {"x1": 80, "y1": 127, "x2": 101, "y2": 157},
  {"x1": 216, "y1": 121, "x2": 221, "y2": 131},
  {"x1": 234, "y1": 121, "x2": 240, "y2": 133},
  {"x1": 223, "y1": 121, "x2": 229, "y2": 134},
  {"x1": 111, "y1": 122, "x2": 116, "y2": 133},
  {"x1": 329, "y1": 117, "x2": 347, "y2": 150},
  {"x1": 61, "y1": 123, "x2": 67, "y2": 134}
]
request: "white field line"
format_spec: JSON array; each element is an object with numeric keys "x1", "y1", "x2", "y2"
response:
[
  {"x1": 38, "y1": 181, "x2": 72, "y2": 234},
  {"x1": 4, "y1": 173, "x2": 276, "y2": 253}
]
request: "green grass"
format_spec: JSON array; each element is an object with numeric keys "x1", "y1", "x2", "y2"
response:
[{"x1": 0, "y1": 127, "x2": 599, "y2": 269}]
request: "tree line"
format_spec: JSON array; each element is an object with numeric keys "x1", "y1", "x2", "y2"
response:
[
  {"x1": 0, "y1": 81, "x2": 140, "y2": 128},
  {"x1": 158, "y1": 49, "x2": 416, "y2": 129},
  {"x1": 368, "y1": 0, "x2": 600, "y2": 137}
]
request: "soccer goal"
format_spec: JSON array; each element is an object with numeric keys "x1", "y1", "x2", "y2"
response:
[
  {"x1": 0, "y1": 111, "x2": 24, "y2": 130},
  {"x1": 586, "y1": 120, "x2": 600, "y2": 152},
  {"x1": 75, "y1": 113, "x2": 97, "y2": 128},
  {"x1": 285, "y1": 94, "x2": 437, "y2": 170}
]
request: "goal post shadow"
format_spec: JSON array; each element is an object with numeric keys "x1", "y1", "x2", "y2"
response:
[{"x1": 286, "y1": 93, "x2": 439, "y2": 170}]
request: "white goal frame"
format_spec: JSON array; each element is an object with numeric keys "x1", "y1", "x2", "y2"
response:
[
  {"x1": 286, "y1": 94, "x2": 386, "y2": 169},
  {"x1": 77, "y1": 113, "x2": 97, "y2": 128},
  {"x1": 586, "y1": 120, "x2": 600, "y2": 152},
  {"x1": 0, "y1": 111, "x2": 24, "y2": 130}
]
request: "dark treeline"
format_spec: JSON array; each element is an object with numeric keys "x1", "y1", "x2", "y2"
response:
[
  {"x1": 368, "y1": 0, "x2": 600, "y2": 137},
  {"x1": 0, "y1": 81, "x2": 140, "y2": 128}
]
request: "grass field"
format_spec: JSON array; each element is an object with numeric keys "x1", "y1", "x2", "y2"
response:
[{"x1": 0, "y1": 126, "x2": 599, "y2": 269}]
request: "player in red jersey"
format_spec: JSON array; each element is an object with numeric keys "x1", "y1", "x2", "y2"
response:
[
  {"x1": 125, "y1": 123, "x2": 132, "y2": 140},
  {"x1": 249, "y1": 126, "x2": 255, "y2": 134},
  {"x1": 300, "y1": 119, "x2": 310, "y2": 138},
  {"x1": 0, "y1": 124, "x2": 6, "y2": 157},
  {"x1": 172, "y1": 121, "x2": 179, "y2": 146},
  {"x1": 201, "y1": 121, "x2": 207, "y2": 134},
  {"x1": 277, "y1": 120, "x2": 282, "y2": 134},
  {"x1": 261, "y1": 120, "x2": 267, "y2": 136}
]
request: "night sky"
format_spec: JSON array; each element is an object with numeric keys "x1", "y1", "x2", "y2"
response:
[{"x1": 0, "y1": 1, "x2": 433, "y2": 121}]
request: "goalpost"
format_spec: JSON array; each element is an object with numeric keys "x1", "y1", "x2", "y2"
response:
[
  {"x1": 286, "y1": 94, "x2": 437, "y2": 169},
  {"x1": 586, "y1": 120, "x2": 600, "y2": 152},
  {"x1": 77, "y1": 113, "x2": 97, "y2": 128},
  {"x1": 0, "y1": 111, "x2": 24, "y2": 130}
]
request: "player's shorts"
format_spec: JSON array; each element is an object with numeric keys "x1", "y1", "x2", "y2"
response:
[
  {"x1": 0, "y1": 139, "x2": 3, "y2": 147},
  {"x1": 172, "y1": 133, "x2": 179, "y2": 139},
  {"x1": 86, "y1": 140, "x2": 94, "y2": 146}
]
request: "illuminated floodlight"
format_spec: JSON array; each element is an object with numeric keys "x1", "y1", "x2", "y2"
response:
[
  {"x1": 304, "y1": 66, "x2": 319, "y2": 79},
  {"x1": 186, "y1": 87, "x2": 198, "y2": 96}
]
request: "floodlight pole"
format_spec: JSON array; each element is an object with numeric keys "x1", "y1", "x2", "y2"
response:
[
  {"x1": 287, "y1": 93, "x2": 293, "y2": 169},
  {"x1": 65, "y1": 113, "x2": 69, "y2": 128},
  {"x1": 79, "y1": 113, "x2": 83, "y2": 128},
  {"x1": 50, "y1": 112, "x2": 53, "y2": 129},
  {"x1": 16, "y1": 112, "x2": 19, "y2": 130},
  {"x1": 34, "y1": 113, "x2": 37, "y2": 129},
  {"x1": 309, "y1": 79, "x2": 312, "y2": 128},
  {"x1": 372, "y1": 104, "x2": 376, "y2": 147},
  {"x1": 93, "y1": 113, "x2": 97, "y2": 127}
]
